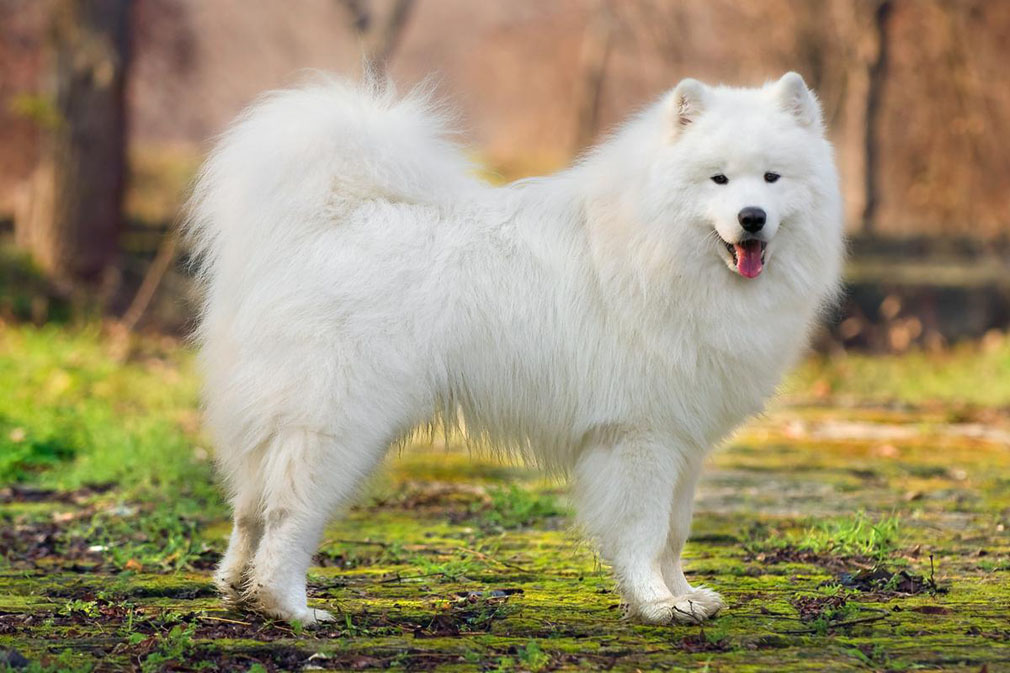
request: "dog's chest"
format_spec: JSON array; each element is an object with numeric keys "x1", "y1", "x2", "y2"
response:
[{"x1": 630, "y1": 294, "x2": 812, "y2": 439}]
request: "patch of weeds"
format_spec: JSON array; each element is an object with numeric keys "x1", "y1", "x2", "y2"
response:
[
  {"x1": 785, "y1": 583, "x2": 897, "y2": 635},
  {"x1": 745, "y1": 512, "x2": 901, "y2": 569},
  {"x1": 799, "y1": 511, "x2": 900, "y2": 563},
  {"x1": 492, "y1": 655, "x2": 517, "y2": 673},
  {"x1": 59, "y1": 599, "x2": 100, "y2": 619},
  {"x1": 470, "y1": 484, "x2": 566, "y2": 531},
  {"x1": 517, "y1": 640, "x2": 551, "y2": 672},
  {"x1": 461, "y1": 648, "x2": 483, "y2": 667},
  {"x1": 138, "y1": 623, "x2": 197, "y2": 673},
  {"x1": 789, "y1": 339, "x2": 1010, "y2": 407},
  {"x1": 843, "y1": 643, "x2": 890, "y2": 669},
  {"x1": 417, "y1": 591, "x2": 520, "y2": 636},
  {"x1": 337, "y1": 612, "x2": 378, "y2": 638}
]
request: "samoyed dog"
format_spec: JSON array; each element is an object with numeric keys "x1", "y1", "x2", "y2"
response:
[{"x1": 187, "y1": 71, "x2": 843, "y2": 625}]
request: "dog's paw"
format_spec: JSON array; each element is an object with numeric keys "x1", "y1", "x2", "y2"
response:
[
  {"x1": 290, "y1": 606, "x2": 335, "y2": 626},
  {"x1": 633, "y1": 588, "x2": 725, "y2": 625},
  {"x1": 255, "y1": 594, "x2": 335, "y2": 626},
  {"x1": 213, "y1": 571, "x2": 247, "y2": 606},
  {"x1": 239, "y1": 581, "x2": 335, "y2": 625},
  {"x1": 254, "y1": 602, "x2": 335, "y2": 626},
  {"x1": 683, "y1": 586, "x2": 726, "y2": 617}
]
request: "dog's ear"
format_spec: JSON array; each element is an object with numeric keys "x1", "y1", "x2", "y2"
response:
[
  {"x1": 774, "y1": 72, "x2": 822, "y2": 128},
  {"x1": 668, "y1": 78, "x2": 707, "y2": 135}
]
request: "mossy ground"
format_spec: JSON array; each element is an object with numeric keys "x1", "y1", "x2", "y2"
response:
[{"x1": 2, "y1": 325, "x2": 1009, "y2": 672}]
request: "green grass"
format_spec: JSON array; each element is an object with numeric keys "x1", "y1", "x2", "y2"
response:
[
  {"x1": 800, "y1": 512, "x2": 901, "y2": 562},
  {"x1": 787, "y1": 338, "x2": 1010, "y2": 407},
  {"x1": 5, "y1": 323, "x2": 1005, "y2": 492},
  {"x1": 2, "y1": 324, "x2": 1010, "y2": 671},
  {"x1": 472, "y1": 484, "x2": 568, "y2": 531},
  {"x1": 0, "y1": 325, "x2": 222, "y2": 574},
  {"x1": 0, "y1": 325, "x2": 206, "y2": 494},
  {"x1": 747, "y1": 512, "x2": 902, "y2": 565}
]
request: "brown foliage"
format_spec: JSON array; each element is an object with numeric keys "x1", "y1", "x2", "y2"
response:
[{"x1": 1, "y1": 0, "x2": 1007, "y2": 240}]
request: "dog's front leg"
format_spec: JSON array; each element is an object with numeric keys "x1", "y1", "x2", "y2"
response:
[
  {"x1": 660, "y1": 457, "x2": 726, "y2": 618},
  {"x1": 573, "y1": 437, "x2": 721, "y2": 624}
]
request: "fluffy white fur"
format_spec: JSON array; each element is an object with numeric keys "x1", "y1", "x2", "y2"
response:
[{"x1": 187, "y1": 72, "x2": 844, "y2": 625}]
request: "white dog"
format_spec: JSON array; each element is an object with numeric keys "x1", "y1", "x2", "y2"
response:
[{"x1": 187, "y1": 72, "x2": 843, "y2": 625}]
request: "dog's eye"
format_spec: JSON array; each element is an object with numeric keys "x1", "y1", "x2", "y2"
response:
[
  {"x1": 764, "y1": 172, "x2": 781, "y2": 183},
  {"x1": 710, "y1": 174, "x2": 729, "y2": 185}
]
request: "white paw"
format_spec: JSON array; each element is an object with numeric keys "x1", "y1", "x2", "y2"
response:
[
  {"x1": 293, "y1": 606, "x2": 335, "y2": 625},
  {"x1": 633, "y1": 587, "x2": 725, "y2": 625},
  {"x1": 257, "y1": 601, "x2": 334, "y2": 625},
  {"x1": 684, "y1": 586, "x2": 726, "y2": 616},
  {"x1": 213, "y1": 568, "x2": 247, "y2": 605},
  {"x1": 241, "y1": 582, "x2": 334, "y2": 625}
]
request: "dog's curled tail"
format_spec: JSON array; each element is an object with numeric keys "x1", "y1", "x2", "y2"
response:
[{"x1": 184, "y1": 74, "x2": 476, "y2": 284}]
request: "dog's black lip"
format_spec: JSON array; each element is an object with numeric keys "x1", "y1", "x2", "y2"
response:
[
  {"x1": 720, "y1": 236, "x2": 767, "y2": 266},
  {"x1": 723, "y1": 240, "x2": 737, "y2": 264}
]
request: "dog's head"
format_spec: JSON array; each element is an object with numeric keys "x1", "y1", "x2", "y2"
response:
[
  {"x1": 668, "y1": 72, "x2": 836, "y2": 281},
  {"x1": 583, "y1": 71, "x2": 843, "y2": 315},
  {"x1": 609, "y1": 72, "x2": 841, "y2": 288}
]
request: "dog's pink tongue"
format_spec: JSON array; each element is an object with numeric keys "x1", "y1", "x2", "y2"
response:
[{"x1": 734, "y1": 240, "x2": 764, "y2": 278}]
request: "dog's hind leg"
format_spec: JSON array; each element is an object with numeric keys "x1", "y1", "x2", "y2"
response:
[
  {"x1": 243, "y1": 426, "x2": 386, "y2": 624},
  {"x1": 214, "y1": 470, "x2": 264, "y2": 605}
]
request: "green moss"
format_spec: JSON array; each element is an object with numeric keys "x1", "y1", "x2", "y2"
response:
[{"x1": 3, "y1": 326, "x2": 1010, "y2": 670}]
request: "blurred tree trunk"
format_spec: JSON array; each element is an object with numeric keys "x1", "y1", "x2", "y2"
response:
[
  {"x1": 861, "y1": 0, "x2": 893, "y2": 234},
  {"x1": 571, "y1": 0, "x2": 614, "y2": 154},
  {"x1": 835, "y1": 0, "x2": 892, "y2": 233},
  {"x1": 337, "y1": 0, "x2": 415, "y2": 77},
  {"x1": 16, "y1": 0, "x2": 131, "y2": 285},
  {"x1": 793, "y1": 1, "x2": 846, "y2": 128}
]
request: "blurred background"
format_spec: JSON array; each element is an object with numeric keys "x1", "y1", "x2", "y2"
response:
[{"x1": 1, "y1": 0, "x2": 1008, "y2": 352}]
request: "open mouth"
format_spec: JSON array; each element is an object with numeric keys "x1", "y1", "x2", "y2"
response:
[{"x1": 722, "y1": 238, "x2": 767, "y2": 279}]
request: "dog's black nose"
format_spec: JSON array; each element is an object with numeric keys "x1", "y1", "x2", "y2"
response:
[{"x1": 738, "y1": 207, "x2": 766, "y2": 233}]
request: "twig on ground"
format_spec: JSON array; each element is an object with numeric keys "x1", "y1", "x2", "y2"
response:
[
  {"x1": 371, "y1": 572, "x2": 448, "y2": 584},
  {"x1": 780, "y1": 608, "x2": 889, "y2": 634},
  {"x1": 119, "y1": 229, "x2": 179, "y2": 332},
  {"x1": 197, "y1": 614, "x2": 253, "y2": 626},
  {"x1": 325, "y1": 538, "x2": 390, "y2": 547},
  {"x1": 458, "y1": 545, "x2": 533, "y2": 573}
]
